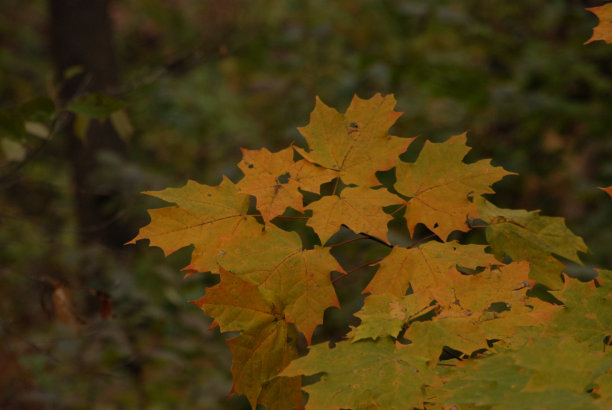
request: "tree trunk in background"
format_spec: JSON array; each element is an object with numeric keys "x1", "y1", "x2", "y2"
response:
[{"x1": 48, "y1": 0, "x2": 129, "y2": 247}]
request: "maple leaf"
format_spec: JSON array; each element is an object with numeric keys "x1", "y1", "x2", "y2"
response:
[
  {"x1": 215, "y1": 225, "x2": 342, "y2": 343},
  {"x1": 228, "y1": 320, "x2": 302, "y2": 410},
  {"x1": 429, "y1": 261, "x2": 532, "y2": 313},
  {"x1": 395, "y1": 132, "x2": 515, "y2": 240},
  {"x1": 237, "y1": 147, "x2": 337, "y2": 222},
  {"x1": 192, "y1": 267, "x2": 302, "y2": 409},
  {"x1": 601, "y1": 186, "x2": 612, "y2": 199},
  {"x1": 407, "y1": 316, "x2": 489, "y2": 363},
  {"x1": 295, "y1": 93, "x2": 413, "y2": 186},
  {"x1": 280, "y1": 338, "x2": 432, "y2": 410},
  {"x1": 436, "y1": 337, "x2": 611, "y2": 409},
  {"x1": 360, "y1": 261, "x2": 553, "y2": 364},
  {"x1": 403, "y1": 262, "x2": 544, "y2": 363},
  {"x1": 586, "y1": 4, "x2": 612, "y2": 44},
  {"x1": 364, "y1": 240, "x2": 498, "y2": 298},
  {"x1": 476, "y1": 197, "x2": 589, "y2": 290},
  {"x1": 129, "y1": 177, "x2": 263, "y2": 273},
  {"x1": 191, "y1": 266, "x2": 278, "y2": 333},
  {"x1": 549, "y1": 271, "x2": 612, "y2": 349},
  {"x1": 348, "y1": 292, "x2": 434, "y2": 342},
  {"x1": 305, "y1": 186, "x2": 401, "y2": 245}
]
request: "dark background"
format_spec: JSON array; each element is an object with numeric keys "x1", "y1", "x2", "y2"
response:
[{"x1": 1, "y1": 0, "x2": 611, "y2": 408}]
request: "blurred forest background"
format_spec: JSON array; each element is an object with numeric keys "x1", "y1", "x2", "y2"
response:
[{"x1": 1, "y1": 0, "x2": 611, "y2": 408}]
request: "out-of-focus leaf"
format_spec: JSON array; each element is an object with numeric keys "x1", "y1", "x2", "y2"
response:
[
  {"x1": 67, "y1": 93, "x2": 125, "y2": 119},
  {"x1": 1, "y1": 138, "x2": 26, "y2": 161},
  {"x1": 73, "y1": 113, "x2": 91, "y2": 140},
  {"x1": 0, "y1": 109, "x2": 26, "y2": 141},
  {"x1": 52, "y1": 284, "x2": 84, "y2": 328},
  {"x1": 110, "y1": 109, "x2": 134, "y2": 140},
  {"x1": 25, "y1": 121, "x2": 50, "y2": 139},
  {"x1": 18, "y1": 97, "x2": 55, "y2": 122},
  {"x1": 63, "y1": 65, "x2": 84, "y2": 80}
]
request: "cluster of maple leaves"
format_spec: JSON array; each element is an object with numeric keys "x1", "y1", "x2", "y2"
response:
[{"x1": 130, "y1": 7, "x2": 612, "y2": 410}]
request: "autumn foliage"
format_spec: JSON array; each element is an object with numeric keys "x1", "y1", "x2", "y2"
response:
[{"x1": 130, "y1": 93, "x2": 612, "y2": 409}]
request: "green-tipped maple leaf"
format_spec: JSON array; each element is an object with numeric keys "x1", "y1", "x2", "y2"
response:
[
  {"x1": 361, "y1": 262, "x2": 550, "y2": 363},
  {"x1": 129, "y1": 177, "x2": 262, "y2": 273},
  {"x1": 395, "y1": 133, "x2": 515, "y2": 240},
  {"x1": 191, "y1": 266, "x2": 278, "y2": 333},
  {"x1": 228, "y1": 320, "x2": 302, "y2": 410},
  {"x1": 549, "y1": 271, "x2": 612, "y2": 349},
  {"x1": 586, "y1": 4, "x2": 612, "y2": 44},
  {"x1": 430, "y1": 261, "x2": 531, "y2": 312},
  {"x1": 364, "y1": 240, "x2": 498, "y2": 297},
  {"x1": 348, "y1": 292, "x2": 434, "y2": 342},
  {"x1": 215, "y1": 225, "x2": 342, "y2": 343},
  {"x1": 281, "y1": 338, "x2": 432, "y2": 410},
  {"x1": 476, "y1": 197, "x2": 589, "y2": 290},
  {"x1": 295, "y1": 93, "x2": 413, "y2": 186},
  {"x1": 405, "y1": 262, "x2": 551, "y2": 362},
  {"x1": 237, "y1": 147, "x2": 337, "y2": 222},
  {"x1": 192, "y1": 267, "x2": 302, "y2": 409},
  {"x1": 437, "y1": 337, "x2": 612, "y2": 409},
  {"x1": 305, "y1": 186, "x2": 401, "y2": 245}
]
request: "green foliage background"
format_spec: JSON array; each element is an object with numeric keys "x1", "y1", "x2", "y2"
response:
[{"x1": 0, "y1": 0, "x2": 610, "y2": 408}]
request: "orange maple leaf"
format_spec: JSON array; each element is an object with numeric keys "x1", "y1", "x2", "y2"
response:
[
  {"x1": 237, "y1": 146, "x2": 337, "y2": 222},
  {"x1": 306, "y1": 186, "x2": 401, "y2": 245},
  {"x1": 585, "y1": 4, "x2": 612, "y2": 44},
  {"x1": 600, "y1": 186, "x2": 612, "y2": 199},
  {"x1": 365, "y1": 240, "x2": 498, "y2": 298}
]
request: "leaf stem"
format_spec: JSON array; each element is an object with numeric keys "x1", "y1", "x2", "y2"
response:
[
  {"x1": 406, "y1": 233, "x2": 438, "y2": 249},
  {"x1": 359, "y1": 232, "x2": 393, "y2": 248},
  {"x1": 332, "y1": 257, "x2": 384, "y2": 284},
  {"x1": 389, "y1": 203, "x2": 406, "y2": 216},
  {"x1": 328, "y1": 236, "x2": 369, "y2": 248},
  {"x1": 331, "y1": 177, "x2": 340, "y2": 196}
]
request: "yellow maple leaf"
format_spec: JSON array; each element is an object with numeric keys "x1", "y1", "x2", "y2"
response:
[
  {"x1": 396, "y1": 133, "x2": 515, "y2": 240},
  {"x1": 295, "y1": 93, "x2": 413, "y2": 186},
  {"x1": 129, "y1": 177, "x2": 263, "y2": 274},
  {"x1": 306, "y1": 186, "x2": 401, "y2": 245}
]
